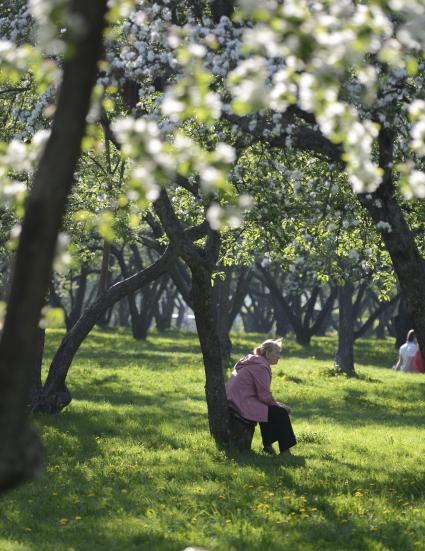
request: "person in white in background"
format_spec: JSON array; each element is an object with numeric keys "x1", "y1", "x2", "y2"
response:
[{"x1": 393, "y1": 329, "x2": 417, "y2": 372}]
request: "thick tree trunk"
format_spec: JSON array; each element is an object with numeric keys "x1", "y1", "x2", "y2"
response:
[
  {"x1": 190, "y1": 266, "x2": 230, "y2": 445},
  {"x1": 335, "y1": 282, "x2": 355, "y2": 375},
  {"x1": 34, "y1": 245, "x2": 178, "y2": 413},
  {"x1": 153, "y1": 190, "x2": 231, "y2": 447},
  {"x1": 359, "y1": 128, "x2": 425, "y2": 356},
  {"x1": 0, "y1": 0, "x2": 108, "y2": 492},
  {"x1": 213, "y1": 268, "x2": 233, "y2": 365},
  {"x1": 228, "y1": 410, "x2": 256, "y2": 451}
]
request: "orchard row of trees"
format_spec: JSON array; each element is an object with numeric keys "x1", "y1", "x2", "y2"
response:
[
  {"x1": 1, "y1": 0, "x2": 425, "y2": 489},
  {"x1": 42, "y1": 253, "x2": 404, "y2": 343}
]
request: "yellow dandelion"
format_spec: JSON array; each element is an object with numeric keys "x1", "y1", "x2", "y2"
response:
[{"x1": 59, "y1": 518, "x2": 69, "y2": 525}]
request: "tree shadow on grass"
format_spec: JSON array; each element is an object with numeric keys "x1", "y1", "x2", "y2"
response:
[
  {"x1": 34, "y1": 388, "x2": 210, "y2": 457},
  {"x1": 291, "y1": 390, "x2": 425, "y2": 429}
]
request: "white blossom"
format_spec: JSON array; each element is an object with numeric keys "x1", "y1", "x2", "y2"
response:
[{"x1": 376, "y1": 221, "x2": 392, "y2": 233}]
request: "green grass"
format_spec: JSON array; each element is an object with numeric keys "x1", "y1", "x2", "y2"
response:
[{"x1": 1, "y1": 329, "x2": 425, "y2": 551}]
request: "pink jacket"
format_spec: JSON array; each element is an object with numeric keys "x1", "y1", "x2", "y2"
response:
[{"x1": 225, "y1": 354, "x2": 278, "y2": 422}]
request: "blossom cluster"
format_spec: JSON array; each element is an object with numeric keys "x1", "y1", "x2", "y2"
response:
[{"x1": 228, "y1": 0, "x2": 425, "y2": 195}]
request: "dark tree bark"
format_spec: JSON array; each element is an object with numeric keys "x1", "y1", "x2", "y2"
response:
[
  {"x1": 49, "y1": 266, "x2": 90, "y2": 330},
  {"x1": 112, "y1": 244, "x2": 165, "y2": 340},
  {"x1": 34, "y1": 244, "x2": 179, "y2": 413},
  {"x1": 354, "y1": 292, "x2": 400, "y2": 340},
  {"x1": 190, "y1": 256, "x2": 230, "y2": 445},
  {"x1": 0, "y1": 0, "x2": 108, "y2": 492},
  {"x1": 241, "y1": 286, "x2": 274, "y2": 333},
  {"x1": 96, "y1": 241, "x2": 112, "y2": 327},
  {"x1": 67, "y1": 265, "x2": 89, "y2": 329},
  {"x1": 357, "y1": 127, "x2": 425, "y2": 358},
  {"x1": 212, "y1": 266, "x2": 252, "y2": 364},
  {"x1": 154, "y1": 190, "x2": 231, "y2": 446},
  {"x1": 129, "y1": 278, "x2": 167, "y2": 340},
  {"x1": 212, "y1": 267, "x2": 233, "y2": 362},
  {"x1": 335, "y1": 281, "x2": 355, "y2": 375},
  {"x1": 155, "y1": 280, "x2": 177, "y2": 332},
  {"x1": 393, "y1": 294, "x2": 413, "y2": 348},
  {"x1": 210, "y1": 0, "x2": 234, "y2": 23},
  {"x1": 175, "y1": 297, "x2": 186, "y2": 328},
  {"x1": 228, "y1": 410, "x2": 256, "y2": 451},
  {"x1": 259, "y1": 266, "x2": 337, "y2": 346},
  {"x1": 314, "y1": 287, "x2": 336, "y2": 336},
  {"x1": 117, "y1": 296, "x2": 130, "y2": 327}
]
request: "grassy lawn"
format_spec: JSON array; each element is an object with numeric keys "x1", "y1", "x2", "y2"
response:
[{"x1": 1, "y1": 329, "x2": 424, "y2": 551}]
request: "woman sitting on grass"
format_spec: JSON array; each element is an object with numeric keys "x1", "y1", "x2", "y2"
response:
[
  {"x1": 225, "y1": 339, "x2": 297, "y2": 455},
  {"x1": 393, "y1": 329, "x2": 417, "y2": 372}
]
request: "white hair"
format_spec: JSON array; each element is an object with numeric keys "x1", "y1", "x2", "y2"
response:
[{"x1": 254, "y1": 339, "x2": 282, "y2": 356}]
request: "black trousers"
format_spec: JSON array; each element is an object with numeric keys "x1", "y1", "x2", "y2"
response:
[{"x1": 260, "y1": 405, "x2": 297, "y2": 452}]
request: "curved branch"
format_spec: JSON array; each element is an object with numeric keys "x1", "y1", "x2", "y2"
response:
[{"x1": 35, "y1": 244, "x2": 178, "y2": 413}]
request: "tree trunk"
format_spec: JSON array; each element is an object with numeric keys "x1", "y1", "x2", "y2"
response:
[
  {"x1": 97, "y1": 241, "x2": 112, "y2": 327},
  {"x1": 190, "y1": 265, "x2": 230, "y2": 445},
  {"x1": 155, "y1": 283, "x2": 176, "y2": 332},
  {"x1": 213, "y1": 268, "x2": 233, "y2": 365},
  {"x1": 228, "y1": 410, "x2": 256, "y2": 451},
  {"x1": 358, "y1": 127, "x2": 425, "y2": 356},
  {"x1": 68, "y1": 265, "x2": 88, "y2": 329},
  {"x1": 354, "y1": 293, "x2": 399, "y2": 340},
  {"x1": 153, "y1": 190, "x2": 231, "y2": 447},
  {"x1": 175, "y1": 300, "x2": 186, "y2": 328},
  {"x1": 127, "y1": 292, "x2": 149, "y2": 340},
  {"x1": 393, "y1": 295, "x2": 412, "y2": 348},
  {"x1": 117, "y1": 297, "x2": 130, "y2": 327},
  {"x1": 335, "y1": 281, "x2": 355, "y2": 375},
  {"x1": 295, "y1": 330, "x2": 311, "y2": 347},
  {"x1": 34, "y1": 245, "x2": 178, "y2": 413},
  {"x1": 0, "y1": 0, "x2": 108, "y2": 492}
]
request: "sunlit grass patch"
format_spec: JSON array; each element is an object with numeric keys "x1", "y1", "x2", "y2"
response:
[{"x1": 0, "y1": 329, "x2": 424, "y2": 550}]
